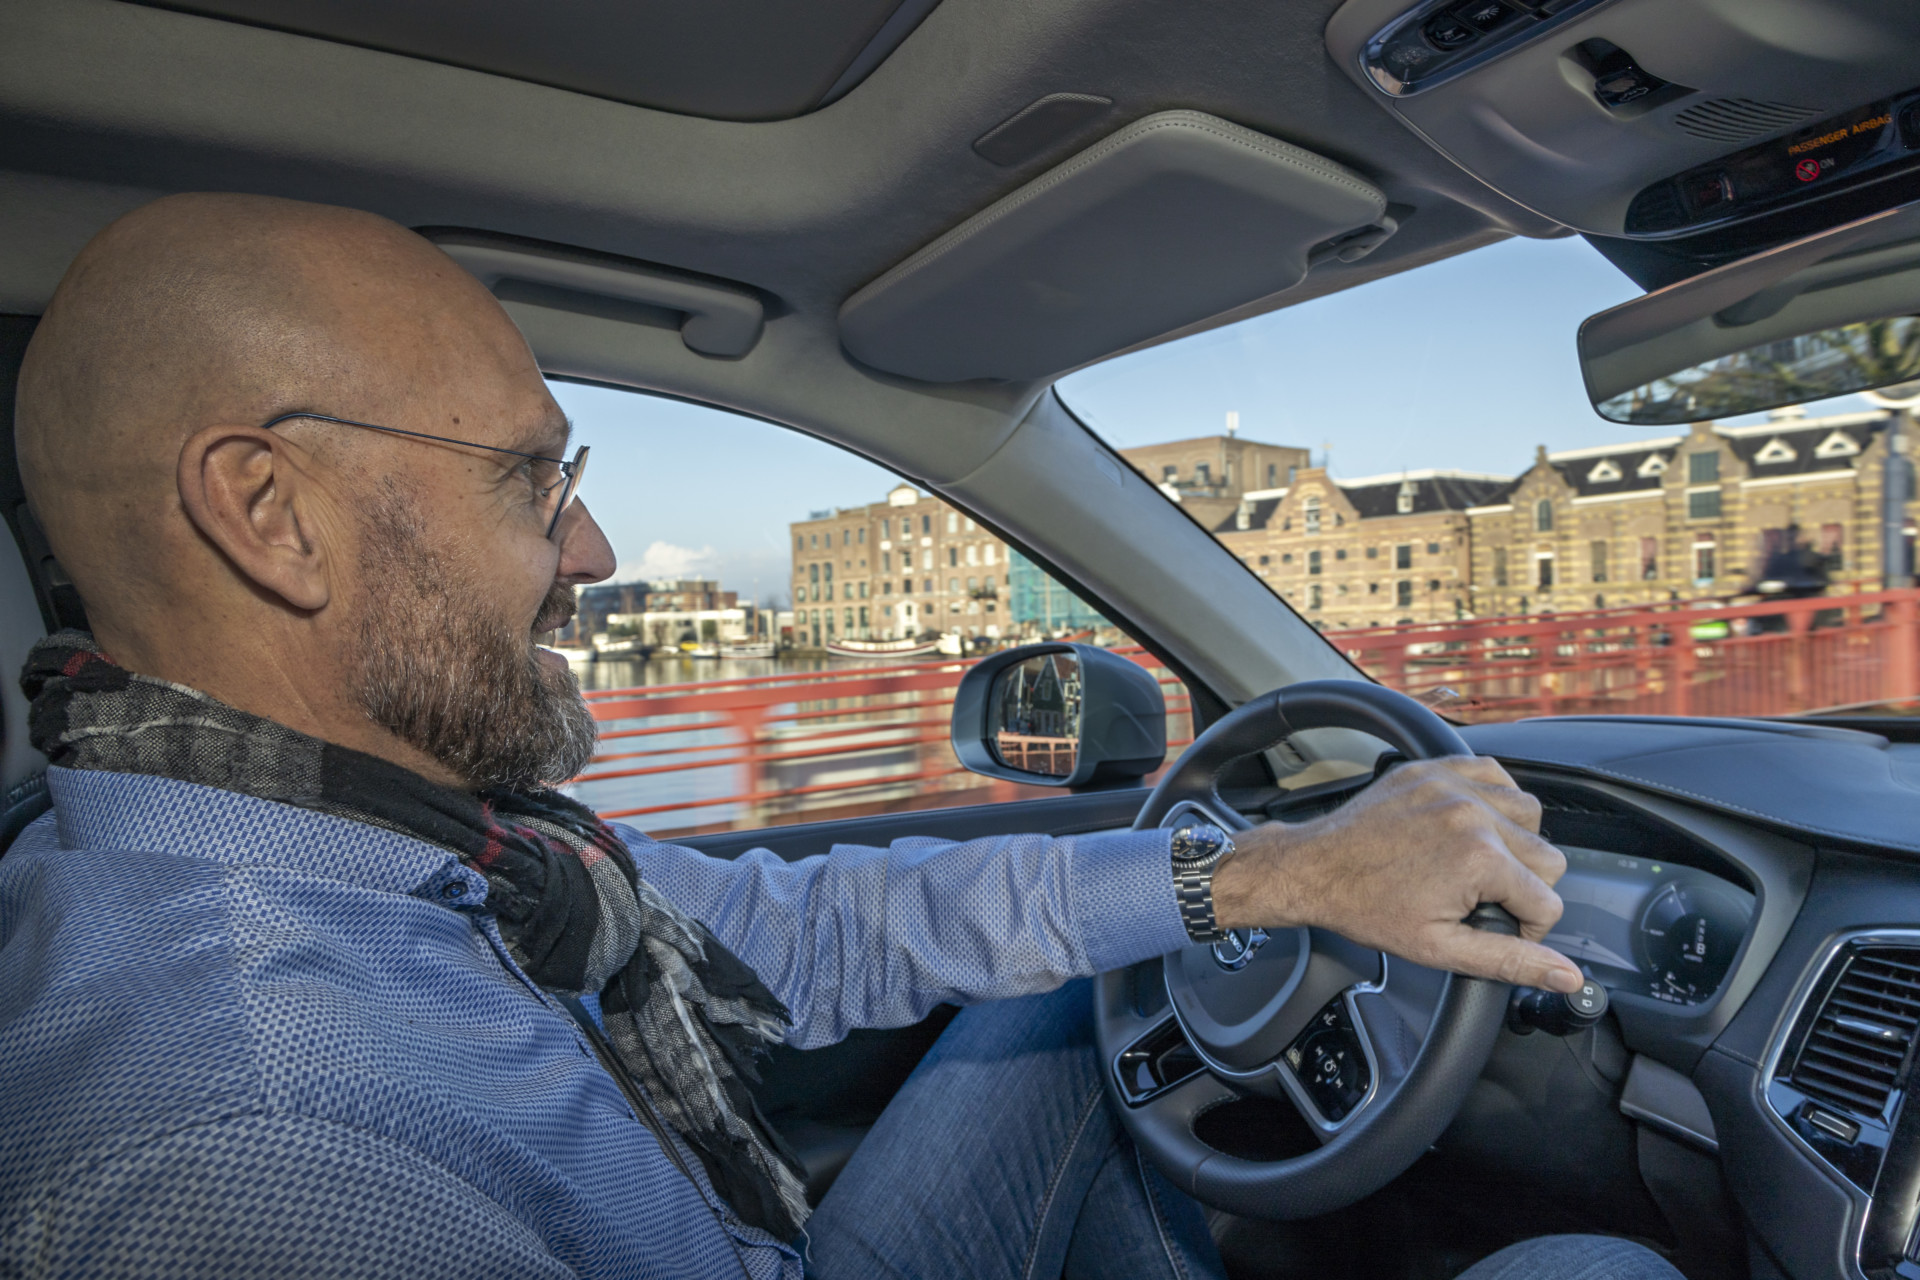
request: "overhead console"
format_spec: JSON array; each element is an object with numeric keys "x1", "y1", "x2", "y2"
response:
[{"x1": 1325, "y1": 0, "x2": 1920, "y2": 244}]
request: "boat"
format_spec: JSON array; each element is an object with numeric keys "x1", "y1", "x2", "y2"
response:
[
  {"x1": 723, "y1": 640, "x2": 777, "y2": 659},
  {"x1": 825, "y1": 636, "x2": 942, "y2": 660}
]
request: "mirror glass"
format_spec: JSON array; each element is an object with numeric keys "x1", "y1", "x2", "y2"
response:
[
  {"x1": 1596, "y1": 316, "x2": 1920, "y2": 425},
  {"x1": 989, "y1": 652, "x2": 1082, "y2": 777}
]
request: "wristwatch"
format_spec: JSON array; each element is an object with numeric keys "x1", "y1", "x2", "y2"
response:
[{"x1": 1169, "y1": 821, "x2": 1235, "y2": 944}]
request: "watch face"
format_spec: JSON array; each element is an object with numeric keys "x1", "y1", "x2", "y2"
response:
[{"x1": 1172, "y1": 823, "x2": 1226, "y2": 864}]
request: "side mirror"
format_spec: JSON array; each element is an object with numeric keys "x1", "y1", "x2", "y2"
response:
[
  {"x1": 950, "y1": 643, "x2": 1166, "y2": 790},
  {"x1": 1579, "y1": 198, "x2": 1920, "y2": 425}
]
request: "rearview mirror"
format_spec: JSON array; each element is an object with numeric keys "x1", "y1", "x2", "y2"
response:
[
  {"x1": 1580, "y1": 200, "x2": 1920, "y2": 425},
  {"x1": 950, "y1": 643, "x2": 1166, "y2": 790}
]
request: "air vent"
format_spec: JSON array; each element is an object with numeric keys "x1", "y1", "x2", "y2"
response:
[
  {"x1": 1789, "y1": 947, "x2": 1920, "y2": 1121},
  {"x1": 1673, "y1": 98, "x2": 1819, "y2": 143}
]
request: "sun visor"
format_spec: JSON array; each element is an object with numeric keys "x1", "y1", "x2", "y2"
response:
[{"x1": 837, "y1": 112, "x2": 1389, "y2": 383}]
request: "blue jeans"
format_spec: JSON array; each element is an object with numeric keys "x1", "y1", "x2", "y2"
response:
[{"x1": 804, "y1": 982, "x2": 1686, "y2": 1280}]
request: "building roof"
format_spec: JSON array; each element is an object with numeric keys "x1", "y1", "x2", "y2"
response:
[
  {"x1": 1343, "y1": 472, "x2": 1515, "y2": 518},
  {"x1": 1720, "y1": 417, "x2": 1880, "y2": 478},
  {"x1": 1213, "y1": 471, "x2": 1513, "y2": 532},
  {"x1": 1546, "y1": 441, "x2": 1676, "y2": 498}
]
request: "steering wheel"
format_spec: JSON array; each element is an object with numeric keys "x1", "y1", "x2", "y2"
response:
[{"x1": 1094, "y1": 680, "x2": 1516, "y2": 1220}]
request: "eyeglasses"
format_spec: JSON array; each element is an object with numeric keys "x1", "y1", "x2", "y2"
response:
[{"x1": 261, "y1": 412, "x2": 589, "y2": 541}]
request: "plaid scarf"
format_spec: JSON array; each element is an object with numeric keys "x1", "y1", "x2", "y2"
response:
[{"x1": 22, "y1": 631, "x2": 811, "y2": 1239}]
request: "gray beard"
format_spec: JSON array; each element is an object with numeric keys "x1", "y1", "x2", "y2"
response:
[{"x1": 351, "y1": 497, "x2": 599, "y2": 789}]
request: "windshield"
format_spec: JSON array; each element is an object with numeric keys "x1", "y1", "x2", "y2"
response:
[{"x1": 1056, "y1": 236, "x2": 1920, "y2": 725}]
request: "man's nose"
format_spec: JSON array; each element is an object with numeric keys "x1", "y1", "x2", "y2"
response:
[{"x1": 555, "y1": 499, "x2": 616, "y2": 585}]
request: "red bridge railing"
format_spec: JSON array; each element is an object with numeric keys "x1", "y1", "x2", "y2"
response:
[
  {"x1": 575, "y1": 648, "x2": 1193, "y2": 837},
  {"x1": 574, "y1": 590, "x2": 1919, "y2": 836}
]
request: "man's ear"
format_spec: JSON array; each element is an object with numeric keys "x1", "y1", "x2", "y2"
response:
[{"x1": 176, "y1": 424, "x2": 332, "y2": 612}]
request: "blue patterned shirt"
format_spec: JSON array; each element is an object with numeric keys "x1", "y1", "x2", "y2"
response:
[{"x1": 0, "y1": 767, "x2": 1187, "y2": 1279}]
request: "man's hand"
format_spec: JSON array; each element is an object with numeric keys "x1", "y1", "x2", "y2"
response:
[{"x1": 1210, "y1": 757, "x2": 1585, "y2": 993}]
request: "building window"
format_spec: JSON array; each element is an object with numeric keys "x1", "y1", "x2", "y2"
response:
[
  {"x1": 1688, "y1": 451, "x2": 1719, "y2": 484},
  {"x1": 1266, "y1": 463, "x2": 1278, "y2": 486},
  {"x1": 922, "y1": 515, "x2": 931, "y2": 534},
  {"x1": 1534, "y1": 499, "x2": 1554, "y2": 532},
  {"x1": 859, "y1": 606, "x2": 869, "y2": 629},
  {"x1": 1687, "y1": 489, "x2": 1722, "y2": 520},
  {"x1": 1368, "y1": 582, "x2": 1379, "y2": 594},
  {"x1": 1281, "y1": 553, "x2": 1292, "y2": 564},
  {"x1": 1308, "y1": 549, "x2": 1322, "y2": 575},
  {"x1": 965, "y1": 544, "x2": 979, "y2": 566},
  {"x1": 808, "y1": 563, "x2": 819, "y2": 583},
  {"x1": 859, "y1": 582, "x2": 869, "y2": 599},
  {"x1": 946, "y1": 513, "x2": 958, "y2": 533},
  {"x1": 1493, "y1": 547, "x2": 1508, "y2": 587},
  {"x1": 1303, "y1": 496, "x2": 1321, "y2": 534},
  {"x1": 1639, "y1": 537, "x2": 1659, "y2": 580},
  {"x1": 1163, "y1": 465, "x2": 1178, "y2": 482},
  {"x1": 922, "y1": 549, "x2": 932, "y2": 569},
  {"x1": 1536, "y1": 555, "x2": 1555, "y2": 589},
  {"x1": 1334, "y1": 547, "x2": 1347, "y2": 561},
  {"x1": 948, "y1": 547, "x2": 958, "y2": 567},
  {"x1": 985, "y1": 545, "x2": 998, "y2": 565},
  {"x1": 1365, "y1": 546, "x2": 1377, "y2": 559},
  {"x1": 1397, "y1": 481, "x2": 1416, "y2": 515},
  {"x1": 1426, "y1": 542, "x2": 1440, "y2": 555},
  {"x1": 1258, "y1": 554, "x2": 1271, "y2": 566},
  {"x1": 1819, "y1": 523, "x2": 1846, "y2": 571},
  {"x1": 810, "y1": 534, "x2": 818, "y2": 548},
  {"x1": 881, "y1": 551, "x2": 891, "y2": 572},
  {"x1": 858, "y1": 528, "x2": 866, "y2": 544},
  {"x1": 1395, "y1": 580, "x2": 1413, "y2": 607},
  {"x1": 882, "y1": 581, "x2": 892, "y2": 595},
  {"x1": 795, "y1": 535, "x2": 804, "y2": 551},
  {"x1": 1394, "y1": 544, "x2": 1412, "y2": 570},
  {"x1": 1308, "y1": 584, "x2": 1322, "y2": 610},
  {"x1": 1692, "y1": 538, "x2": 1716, "y2": 583},
  {"x1": 1590, "y1": 540, "x2": 1608, "y2": 584},
  {"x1": 1195, "y1": 463, "x2": 1212, "y2": 486}
]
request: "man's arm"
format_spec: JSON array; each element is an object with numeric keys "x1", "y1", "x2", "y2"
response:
[
  {"x1": 621, "y1": 755, "x2": 1580, "y2": 1050},
  {"x1": 620, "y1": 825, "x2": 1191, "y2": 1049}
]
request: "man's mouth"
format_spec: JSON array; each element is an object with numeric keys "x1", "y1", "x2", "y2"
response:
[{"x1": 532, "y1": 585, "x2": 578, "y2": 640}]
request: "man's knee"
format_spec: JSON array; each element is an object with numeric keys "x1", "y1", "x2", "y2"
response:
[{"x1": 1459, "y1": 1235, "x2": 1685, "y2": 1280}]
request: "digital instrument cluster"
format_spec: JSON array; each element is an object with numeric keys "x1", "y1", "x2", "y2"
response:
[{"x1": 1545, "y1": 845, "x2": 1756, "y2": 1006}]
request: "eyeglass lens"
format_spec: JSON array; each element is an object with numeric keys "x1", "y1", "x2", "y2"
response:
[{"x1": 545, "y1": 445, "x2": 590, "y2": 539}]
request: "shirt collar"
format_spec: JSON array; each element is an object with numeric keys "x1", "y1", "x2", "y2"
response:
[{"x1": 46, "y1": 765, "x2": 489, "y2": 904}]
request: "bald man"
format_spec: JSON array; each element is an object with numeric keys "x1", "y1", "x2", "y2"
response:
[{"x1": 0, "y1": 195, "x2": 1678, "y2": 1280}]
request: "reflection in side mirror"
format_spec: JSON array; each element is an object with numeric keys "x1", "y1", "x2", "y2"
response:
[
  {"x1": 949, "y1": 643, "x2": 1165, "y2": 790},
  {"x1": 1596, "y1": 317, "x2": 1920, "y2": 426},
  {"x1": 989, "y1": 652, "x2": 1082, "y2": 777}
]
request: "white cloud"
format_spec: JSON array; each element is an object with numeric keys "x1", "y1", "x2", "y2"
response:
[{"x1": 614, "y1": 540, "x2": 714, "y2": 583}]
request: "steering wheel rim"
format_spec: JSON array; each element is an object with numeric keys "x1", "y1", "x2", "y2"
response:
[{"x1": 1095, "y1": 680, "x2": 1513, "y2": 1221}]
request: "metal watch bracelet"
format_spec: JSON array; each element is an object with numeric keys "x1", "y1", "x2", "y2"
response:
[{"x1": 1170, "y1": 823, "x2": 1233, "y2": 945}]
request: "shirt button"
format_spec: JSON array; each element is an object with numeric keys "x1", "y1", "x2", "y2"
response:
[{"x1": 441, "y1": 881, "x2": 467, "y2": 900}]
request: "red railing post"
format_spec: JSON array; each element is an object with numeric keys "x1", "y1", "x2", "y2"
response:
[{"x1": 1889, "y1": 592, "x2": 1920, "y2": 704}]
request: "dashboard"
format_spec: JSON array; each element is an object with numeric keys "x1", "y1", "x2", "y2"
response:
[{"x1": 1547, "y1": 846, "x2": 1755, "y2": 1008}]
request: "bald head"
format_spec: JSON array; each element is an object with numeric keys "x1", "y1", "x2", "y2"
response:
[
  {"x1": 16, "y1": 192, "x2": 542, "y2": 634},
  {"x1": 10, "y1": 193, "x2": 612, "y2": 787}
]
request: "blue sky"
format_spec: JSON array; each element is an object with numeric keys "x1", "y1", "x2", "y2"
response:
[{"x1": 553, "y1": 233, "x2": 1872, "y2": 604}]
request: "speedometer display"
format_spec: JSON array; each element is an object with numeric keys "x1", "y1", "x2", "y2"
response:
[{"x1": 1545, "y1": 847, "x2": 1756, "y2": 1006}]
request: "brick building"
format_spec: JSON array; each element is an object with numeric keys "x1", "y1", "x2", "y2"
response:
[
  {"x1": 1215, "y1": 467, "x2": 1512, "y2": 628},
  {"x1": 1214, "y1": 408, "x2": 1918, "y2": 627},
  {"x1": 789, "y1": 484, "x2": 1015, "y2": 647},
  {"x1": 1117, "y1": 434, "x2": 1312, "y2": 533}
]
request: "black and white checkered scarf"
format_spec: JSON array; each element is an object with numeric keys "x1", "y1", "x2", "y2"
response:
[{"x1": 22, "y1": 630, "x2": 811, "y2": 1239}]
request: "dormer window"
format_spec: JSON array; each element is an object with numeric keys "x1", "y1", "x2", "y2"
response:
[
  {"x1": 1753, "y1": 437, "x2": 1798, "y2": 465},
  {"x1": 1814, "y1": 430, "x2": 1862, "y2": 459},
  {"x1": 1534, "y1": 498, "x2": 1554, "y2": 533},
  {"x1": 1396, "y1": 480, "x2": 1416, "y2": 514},
  {"x1": 1586, "y1": 459, "x2": 1622, "y2": 483},
  {"x1": 1637, "y1": 454, "x2": 1668, "y2": 478},
  {"x1": 1303, "y1": 495, "x2": 1322, "y2": 534}
]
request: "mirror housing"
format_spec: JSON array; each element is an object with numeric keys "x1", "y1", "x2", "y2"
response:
[
  {"x1": 1580, "y1": 199, "x2": 1920, "y2": 425},
  {"x1": 950, "y1": 643, "x2": 1167, "y2": 790}
]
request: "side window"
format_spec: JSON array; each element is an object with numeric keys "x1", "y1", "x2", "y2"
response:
[{"x1": 549, "y1": 383, "x2": 1191, "y2": 836}]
